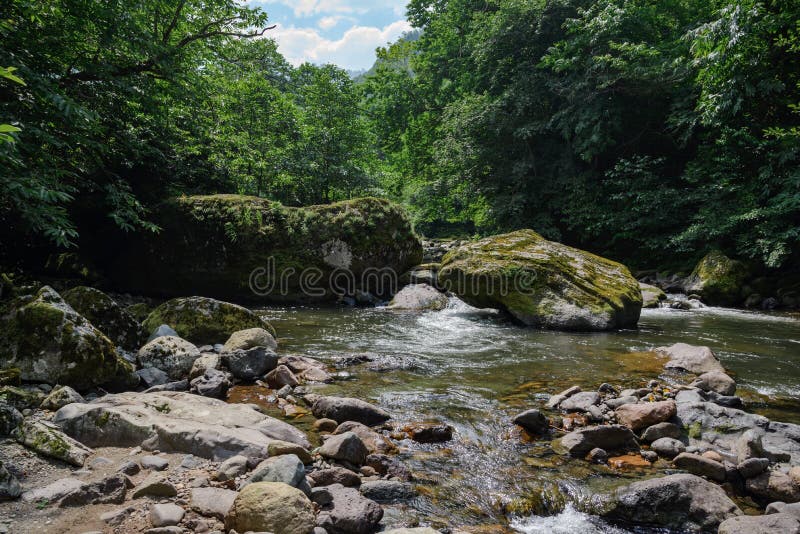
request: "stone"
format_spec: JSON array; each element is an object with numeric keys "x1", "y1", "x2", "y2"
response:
[
  {"x1": 40, "y1": 386, "x2": 84, "y2": 410},
  {"x1": 319, "y1": 432, "x2": 369, "y2": 465},
  {"x1": 54, "y1": 390, "x2": 308, "y2": 460},
  {"x1": 62, "y1": 286, "x2": 145, "y2": 350},
  {"x1": 602, "y1": 473, "x2": 741, "y2": 531},
  {"x1": 132, "y1": 473, "x2": 177, "y2": 498},
  {"x1": 138, "y1": 336, "x2": 201, "y2": 380},
  {"x1": 403, "y1": 422, "x2": 454, "y2": 443},
  {"x1": 137, "y1": 367, "x2": 170, "y2": 388},
  {"x1": 656, "y1": 343, "x2": 725, "y2": 374},
  {"x1": 735, "y1": 429, "x2": 767, "y2": 463},
  {"x1": 359, "y1": 480, "x2": 414, "y2": 503},
  {"x1": 691, "y1": 371, "x2": 736, "y2": 396},
  {"x1": 545, "y1": 386, "x2": 581, "y2": 409},
  {"x1": 746, "y1": 471, "x2": 800, "y2": 504},
  {"x1": 266, "y1": 364, "x2": 299, "y2": 389},
  {"x1": 315, "y1": 419, "x2": 338, "y2": 433},
  {"x1": 118, "y1": 460, "x2": 140, "y2": 475},
  {"x1": 383, "y1": 529, "x2": 440, "y2": 534},
  {"x1": 190, "y1": 368, "x2": 232, "y2": 398},
  {"x1": 141, "y1": 455, "x2": 169, "y2": 471},
  {"x1": 388, "y1": 284, "x2": 448, "y2": 311},
  {"x1": 147, "y1": 324, "x2": 178, "y2": 342},
  {"x1": 150, "y1": 503, "x2": 185, "y2": 527},
  {"x1": 224, "y1": 481, "x2": 315, "y2": 534},
  {"x1": 559, "y1": 392, "x2": 600, "y2": 412},
  {"x1": 333, "y1": 421, "x2": 397, "y2": 455},
  {"x1": 58, "y1": 474, "x2": 128, "y2": 507},
  {"x1": 223, "y1": 327, "x2": 278, "y2": 352},
  {"x1": 615, "y1": 400, "x2": 676, "y2": 431},
  {"x1": 0, "y1": 461, "x2": 21, "y2": 500},
  {"x1": 224, "y1": 347, "x2": 278, "y2": 381},
  {"x1": 559, "y1": 425, "x2": 638, "y2": 457},
  {"x1": 438, "y1": 230, "x2": 642, "y2": 330},
  {"x1": 247, "y1": 454, "x2": 309, "y2": 494},
  {"x1": 189, "y1": 353, "x2": 221, "y2": 380},
  {"x1": 190, "y1": 487, "x2": 237, "y2": 519},
  {"x1": 315, "y1": 483, "x2": 383, "y2": 534},
  {"x1": 587, "y1": 448, "x2": 608, "y2": 463},
  {"x1": 101, "y1": 507, "x2": 134, "y2": 526},
  {"x1": 0, "y1": 286, "x2": 136, "y2": 390},
  {"x1": 604, "y1": 396, "x2": 639, "y2": 409},
  {"x1": 312, "y1": 396, "x2": 390, "y2": 426},
  {"x1": 738, "y1": 457, "x2": 770, "y2": 479},
  {"x1": 640, "y1": 422, "x2": 682, "y2": 442},
  {"x1": 718, "y1": 513, "x2": 800, "y2": 534},
  {"x1": 512, "y1": 409, "x2": 549, "y2": 434},
  {"x1": 640, "y1": 282, "x2": 666, "y2": 308},
  {"x1": 650, "y1": 437, "x2": 686, "y2": 459},
  {"x1": 0, "y1": 402, "x2": 23, "y2": 436},
  {"x1": 766, "y1": 501, "x2": 800, "y2": 518},
  {"x1": 673, "y1": 452, "x2": 726, "y2": 482},
  {"x1": 683, "y1": 250, "x2": 748, "y2": 306},
  {"x1": 216, "y1": 455, "x2": 248, "y2": 481},
  {"x1": 21, "y1": 477, "x2": 85, "y2": 503},
  {"x1": 145, "y1": 527, "x2": 182, "y2": 534},
  {"x1": 13, "y1": 419, "x2": 92, "y2": 466},
  {"x1": 268, "y1": 441, "x2": 313, "y2": 464},
  {"x1": 307, "y1": 467, "x2": 361, "y2": 488},
  {"x1": 142, "y1": 296, "x2": 276, "y2": 346}
]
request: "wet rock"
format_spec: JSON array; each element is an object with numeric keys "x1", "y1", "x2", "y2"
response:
[
  {"x1": 141, "y1": 455, "x2": 169, "y2": 471},
  {"x1": 673, "y1": 452, "x2": 726, "y2": 482},
  {"x1": 247, "y1": 454, "x2": 310, "y2": 494},
  {"x1": 132, "y1": 472, "x2": 177, "y2": 498},
  {"x1": 651, "y1": 437, "x2": 686, "y2": 459},
  {"x1": 190, "y1": 368, "x2": 232, "y2": 398},
  {"x1": 656, "y1": 343, "x2": 725, "y2": 374},
  {"x1": 675, "y1": 399, "x2": 770, "y2": 457},
  {"x1": 738, "y1": 458, "x2": 770, "y2": 479},
  {"x1": 746, "y1": 470, "x2": 800, "y2": 504},
  {"x1": 315, "y1": 483, "x2": 383, "y2": 534},
  {"x1": 388, "y1": 284, "x2": 448, "y2": 311},
  {"x1": 58, "y1": 474, "x2": 127, "y2": 507},
  {"x1": 0, "y1": 402, "x2": 23, "y2": 436},
  {"x1": 559, "y1": 424, "x2": 638, "y2": 457},
  {"x1": 40, "y1": 386, "x2": 84, "y2": 410},
  {"x1": 307, "y1": 467, "x2": 361, "y2": 488},
  {"x1": 312, "y1": 396, "x2": 390, "y2": 426},
  {"x1": 640, "y1": 450, "x2": 658, "y2": 463},
  {"x1": 587, "y1": 448, "x2": 608, "y2": 464},
  {"x1": 513, "y1": 409, "x2": 549, "y2": 434},
  {"x1": 137, "y1": 367, "x2": 170, "y2": 388},
  {"x1": 224, "y1": 347, "x2": 278, "y2": 381},
  {"x1": 301, "y1": 366, "x2": 334, "y2": 383},
  {"x1": 718, "y1": 513, "x2": 800, "y2": 534},
  {"x1": 615, "y1": 400, "x2": 676, "y2": 431},
  {"x1": 383, "y1": 529, "x2": 439, "y2": 534},
  {"x1": 190, "y1": 487, "x2": 237, "y2": 519},
  {"x1": 266, "y1": 364, "x2": 300, "y2": 389},
  {"x1": 216, "y1": 455, "x2": 248, "y2": 481},
  {"x1": 13, "y1": 419, "x2": 92, "y2": 466},
  {"x1": 315, "y1": 418, "x2": 339, "y2": 433},
  {"x1": 268, "y1": 440, "x2": 313, "y2": 464},
  {"x1": 319, "y1": 432, "x2": 369, "y2": 465},
  {"x1": 0, "y1": 462, "x2": 21, "y2": 500},
  {"x1": 604, "y1": 396, "x2": 638, "y2": 409},
  {"x1": 640, "y1": 283, "x2": 667, "y2": 308},
  {"x1": 560, "y1": 392, "x2": 600, "y2": 412},
  {"x1": 545, "y1": 386, "x2": 581, "y2": 409},
  {"x1": 62, "y1": 286, "x2": 145, "y2": 350},
  {"x1": 359, "y1": 480, "x2": 415, "y2": 503},
  {"x1": 602, "y1": 473, "x2": 741, "y2": 531},
  {"x1": 403, "y1": 422, "x2": 454, "y2": 443},
  {"x1": 223, "y1": 327, "x2": 278, "y2": 352},
  {"x1": 640, "y1": 422, "x2": 682, "y2": 443},
  {"x1": 138, "y1": 336, "x2": 201, "y2": 380},
  {"x1": 333, "y1": 421, "x2": 397, "y2": 455},
  {"x1": 691, "y1": 371, "x2": 736, "y2": 396},
  {"x1": 150, "y1": 503, "x2": 185, "y2": 527},
  {"x1": 189, "y1": 353, "x2": 221, "y2": 380},
  {"x1": 224, "y1": 481, "x2": 315, "y2": 534}
]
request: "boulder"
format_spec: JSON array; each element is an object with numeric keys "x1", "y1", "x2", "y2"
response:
[
  {"x1": 136, "y1": 367, "x2": 170, "y2": 388},
  {"x1": 215, "y1": 455, "x2": 248, "y2": 481},
  {"x1": 138, "y1": 336, "x2": 200, "y2": 380},
  {"x1": 766, "y1": 501, "x2": 800, "y2": 518},
  {"x1": 388, "y1": 284, "x2": 448, "y2": 311},
  {"x1": 738, "y1": 458, "x2": 770, "y2": 479},
  {"x1": 615, "y1": 400, "x2": 676, "y2": 431},
  {"x1": 314, "y1": 483, "x2": 383, "y2": 534},
  {"x1": 683, "y1": 250, "x2": 748, "y2": 306},
  {"x1": 691, "y1": 371, "x2": 736, "y2": 396},
  {"x1": 62, "y1": 286, "x2": 145, "y2": 350},
  {"x1": 190, "y1": 368, "x2": 232, "y2": 398},
  {"x1": 268, "y1": 440, "x2": 313, "y2": 464},
  {"x1": 404, "y1": 422, "x2": 454, "y2": 443},
  {"x1": 307, "y1": 467, "x2": 361, "y2": 488},
  {"x1": 0, "y1": 386, "x2": 43, "y2": 410},
  {"x1": 438, "y1": 230, "x2": 642, "y2": 330},
  {"x1": 132, "y1": 472, "x2": 177, "y2": 498},
  {"x1": 223, "y1": 327, "x2": 278, "y2": 352},
  {"x1": 602, "y1": 473, "x2": 741, "y2": 531},
  {"x1": 559, "y1": 425, "x2": 638, "y2": 457},
  {"x1": 141, "y1": 455, "x2": 169, "y2": 470},
  {"x1": 190, "y1": 487, "x2": 237, "y2": 519},
  {"x1": 58, "y1": 474, "x2": 127, "y2": 507},
  {"x1": 21, "y1": 477, "x2": 84, "y2": 503},
  {"x1": 150, "y1": 503, "x2": 185, "y2": 527},
  {"x1": 718, "y1": 513, "x2": 800, "y2": 534},
  {"x1": 383, "y1": 529, "x2": 440, "y2": 534},
  {"x1": 247, "y1": 454, "x2": 309, "y2": 494},
  {"x1": 675, "y1": 399, "x2": 770, "y2": 457},
  {"x1": 319, "y1": 432, "x2": 369, "y2": 465},
  {"x1": 559, "y1": 391, "x2": 600, "y2": 412},
  {"x1": 0, "y1": 461, "x2": 21, "y2": 500},
  {"x1": 746, "y1": 471, "x2": 800, "y2": 504},
  {"x1": 225, "y1": 481, "x2": 315, "y2": 534},
  {"x1": 224, "y1": 347, "x2": 278, "y2": 381},
  {"x1": 651, "y1": 437, "x2": 686, "y2": 459},
  {"x1": 311, "y1": 396, "x2": 390, "y2": 426},
  {"x1": 640, "y1": 283, "x2": 666, "y2": 308},
  {"x1": 333, "y1": 421, "x2": 397, "y2": 455},
  {"x1": 640, "y1": 422, "x2": 682, "y2": 442},
  {"x1": 189, "y1": 352, "x2": 221, "y2": 380},
  {"x1": 656, "y1": 343, "x2": 725, "y2": 374},
  {"x1": 0, "y1": 401, "x2": 23, "y2": 436},
  {"x1": 266, "y1": 364, "x2": 299, "y2": 388},
  {"x1": 108, "y1": 196, "x2": 422, "y2": 304},
  {"x1": 512, "y1": 409, "x2": 549, "y2": 434},
  {"x1": 40, "y1": 386, "x2": 84, "y2": 410},
  {"x1": 0, "y1": 286, "x2": 136, "y2": 390},
  {"x1": 147, "y1": 324, "x2": 178, "y2": 342},
  {"x1": 142, "y1": 296, "x2": 275, "y2": 346},
  {"x1": 13, "y1": 420, "x2": 92, "y2": 466},
  {"x1": 359, "y1": 480, "x2": 415, "y2": 503},
  {"x1": 673, "y1": 452, "x2": 727, "y2": 482}
]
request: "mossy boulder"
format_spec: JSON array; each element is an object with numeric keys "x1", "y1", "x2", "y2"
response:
[
  {"x1": 683, "y1": 250, "x2": 748, "y2": 306},
  {"x1": 0, "y1": 286, "x2": 137, "y2": 391},
  {"x1": 438, "y1": 230, "x2": 642, "y2": 330},
  {"x1": 108, "y1": 195, "x2": 422, "y2": 303},
  {"x1": 62, "y1": 286, "x2": 145, "y2": 350},
  {"x1": 142, "y1": 296, "x2": 274, "y2": 345},
  {"x1": 640, "y1": 282, "x2": 667, "y2": 308}
]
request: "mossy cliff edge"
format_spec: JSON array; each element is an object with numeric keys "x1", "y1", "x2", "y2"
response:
[{"x1": 108, "y1": 195, "x2": 423, "y2": 302}]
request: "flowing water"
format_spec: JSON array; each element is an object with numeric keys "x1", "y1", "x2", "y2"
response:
[{"x1": 243, "y1": 300, "x2": 800, "y2": 532}]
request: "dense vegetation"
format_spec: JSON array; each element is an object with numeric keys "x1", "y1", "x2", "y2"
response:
[{"x1": 1, "y1": 0, "x2": 799, "y2": 272}]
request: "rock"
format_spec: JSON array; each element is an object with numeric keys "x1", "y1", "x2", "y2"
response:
[
  {"x1": 145, "y1": 527, "x2": 182, "y2": 534},
  {"x1": 315, "y1": 419, "x2": 338, "y2": 433},
  {"x1": 403, "y1": 422, "x2": 454, "y2": 443},
  {"x1": 673, "y1": 452, "x2": 726, "y2": 482},
  {"x1": 0, "y1": 286, "x2": 136, "y2": 390},
  {"x1": 266, "y1": 364, "x2": 300, "y2": 389},
  {"x1": 142, "y1": 296, "x2": 275, "y2": 346},
  {"x1": 308, "y1": 467, "x2": 361, "y2": 488},
  {"x1": 147, "y1": 324, "x2": 178, "y2": 342},
  {"x1": 62, "y1": 286, "x2": 145, "y2": 350},
  {"x1": 216, "y1": 455, "x2": 249, "y2": 481},
  {"x1": 315, "y1": 483, "x2": 383, "y2": 534},
  {"x1": 675, "y1": 398, "x2": 771, "y2": 457},
  {"x1": 224, "y1": 481, "x2": 315, "y2": 534},
  {"x1": 735, "y1": 429, "x2": 767, "y2": 463},
  {"x1": 512, "y1": 410, "x2": 549, "y2": 434},
  {"x1": 189, "y1": 353, "x2": 221, "y2": 380},
  {"x1": 746, "y1": 471, "x2": 800, "y2": 504},
  {"x1": 333, "y1": 421, "x2": 397, "y2": 455},
  {"x1": 141, "y1": 455, "x2": 169, "y2": 471},
  {"x1": 0, "y1": 461, "x2": 21, "y2": 500},
  {"x1": 101, "y1": 506, "x2": 134, "y2": 526},
  {"x1": 191, "y1": 487, "x2": 237, "y2": 519},
  {"x1": 13, "y1": 419, "x2": 92, "y2": 466},
  {"x1": 656, "y1": 343, "x2": 725, "y2": 374},
  {"x1": 40, "y1": 386, "x2": 84, "y2": 410},
  {"x1": 691, "y1": 371, "x2": 736, "y2": 396},
  {"x1": 640, "y1": 422, "x2": 682, "y2": 442},
  {"x1": 438, "y1": 230, "x2": 642, "y2": 330},
  {"x1": 718, "y1": 513, "x2": 800, "y2": 534},
  {"x1": 319, "y1": 432, "x2": 369, "y2": 465},
  {"x1": 559, "y1": 425, "x2": 638, "y2": 457},
  {"x1": 247, "y1": 454, "x2": 309, "y2": 494},
  {"x1": 382, "y1": 529, "x2": 439, "y2": 534},
  {"x1": 683, "y1": 250, "x2": 748, "y2": 306},
  {"x1": 54, "y1": 390, "x2": 308, "y2": 460},
  {"x1": 144, "y1": 379, "x2": 188, "y2": 393},
  {"x1": 640, "y1": 282, "x2": 666, "y2": 308},
  {"x1": 560, "y1": 391, "x2": 601, "y2": 412},
  {"x1": 190, "y1": 368, "x2": 232, "y2": 398},
  {"x1": 150, "y1": 503, "x2": 185, "y2": 527},
  {"x1": 604, "y1": 396, "x2": 638, "y2": 409},
  {"x1": 545, "y1": 386, "x2": 581, "y2": 409},
  {"x1": 359, "y1": 480, "x2": 414, "y2": 503},
  {"x1": 268, "y1": 441, "x2": 313, "y2": 464},
  {"x1": 0, "y1": 386, "x2": 43, "y2": 411},
  {"x1": 137, "y1": 367, "x2": 170, "y2": 388},
  {"x1": 640, "y1": 450, "x2": 658, "y2": 463},
  {"x1": 738, "y1": 458, "x2": 770, "y2": 479},
  {"x1": 223, "y1": 327, "x2": 278, "y2": 352},
  {"x1": 615, "y1": 400, "x2": 676, "y2": 431},
  {"x1": 0, "y1": 367, "x2": 21, "y2": 386},
  {"x1": 764, "y1": 422, "x2": 800, "y2": 465},
  {"x1": 0, "y1": 402, "x2": 23, "y2": 436},
  {"x1": 224, "y1": 347, "x2": 278, "y2": 381},
  {"x1": 138, "y1": 336, "x2": 201, "y2": 381},
  {"x1": 766, "y1": 501, "x2": 800, "y2": 518},
  {"x1": 388, "y1": 284, "x2": 448, "y2": 310},
  {"x1": 312, "y1": 396, "x2": 390, "y2": 426},
  {"x1": 21, "y1": 477, "x2": 85, "y2": 503},
  {"x1": 587, "y1": 448, "x2": 608, "y2": 464},
  {"x1": 650, "y1": 437, "x2": 686, "y2": 459},
  {"x1": 602, "y1": 473, "x2": 741, "y2": 531},
  {"x1": 118, "y1": 460, "x2": 140, "y2": 475},
  {"x1": 132, "y1": 472, "x2": 178, "y2": 498},
  {"x1": 58, "y1": 474, "x2": 127, "y2": 507}
]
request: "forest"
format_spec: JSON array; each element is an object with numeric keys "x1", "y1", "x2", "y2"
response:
[{"x1": 1, "y1": 0, "x2": 799, "y2": 272}]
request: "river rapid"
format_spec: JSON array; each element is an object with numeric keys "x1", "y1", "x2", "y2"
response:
[{"x1": 240, "y1": 299, "x2": 800, "y2": 532}]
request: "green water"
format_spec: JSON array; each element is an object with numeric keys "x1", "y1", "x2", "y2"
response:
[{"x1": 252, "y1": 300, "x2": 800, "y2": 532}]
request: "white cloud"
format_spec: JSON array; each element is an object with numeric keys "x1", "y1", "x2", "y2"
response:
[
  {"x1": 270, "y1": 19, "x2": 412, "y2": 70},
  {"x1": 318, "y1": 15, "x2": 349, "y2": 30},
  {"x1": 257, "y1": 0, "x2": 406, "y2": 18}
]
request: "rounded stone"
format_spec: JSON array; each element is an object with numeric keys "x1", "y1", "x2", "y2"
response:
[{"x1": 224, "y1": 481, "x2": 315, "y2": 534}]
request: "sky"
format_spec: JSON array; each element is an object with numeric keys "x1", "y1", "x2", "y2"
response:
[{"x1": 247, "y1": 1, "x2": 413, "y2": 72}]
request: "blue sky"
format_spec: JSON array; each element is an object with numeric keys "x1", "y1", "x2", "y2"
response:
[{"x1": 247, "y1": 1, "x2": 412, "y2": 71}]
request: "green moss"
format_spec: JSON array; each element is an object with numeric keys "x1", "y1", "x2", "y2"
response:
[
  {"x1": 0, "y1": 368, "x2": 21, "y2": 386},
  {"x1": 686, "y1": 250, "x2": 748, "y2": 306},
  {"x1": 0, "y1": 386, "x2": 42, "y2": 410},
  {"x1": 686, "y1": 421, "x2": 702, "y2": 439}
]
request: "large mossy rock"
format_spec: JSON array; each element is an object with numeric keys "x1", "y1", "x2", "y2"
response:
[
  {"x1": 142, "y1": 296, "x2": 274, "y2": 345},
  {"x1": 438, "y1": 230, "x2": 642, "y2": 330},
  {"x1": 108, "y1": 196, "x2": 422, "y2": 303},
  {"x1": 683, "y1": 250, "x2": 748, "y2": 306},
  {"x1": 62, "y1": 286, "x2": 145, "y2": 350},
  {"x1": 0, "y1": 286, "x2": 137, "y2": 391}
]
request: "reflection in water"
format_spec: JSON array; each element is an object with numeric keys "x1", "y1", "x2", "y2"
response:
[{"x1": 255, "y1": 299, "x2": 800, "y2": 530}]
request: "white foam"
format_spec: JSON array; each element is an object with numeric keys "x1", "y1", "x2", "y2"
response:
[{"x1": 510, "y1": 505, "x2": 631, "y2": 534}]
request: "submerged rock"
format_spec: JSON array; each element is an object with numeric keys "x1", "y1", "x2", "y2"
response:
[
  {"x1": 311, "y1": 396, "x2": 391, "y2": 426},
  {"x1": 62, "y1": 286, "x2": 145, "y2": 350},
  {"x1": 683, "y1": 250, "x2": 748, "y2": 306},
  {"x1": 388, "y1": 284, "x2": 448, "y2": 311},
  {"x1": 225, "y1": 481, "x2": 315, "y2": 534},
  {"x1": 438, "y1": 229, "x2": 642, "y2": 330},
  {"x1": 513, "y1": 409, "x2": 549, "y2": 435}
]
